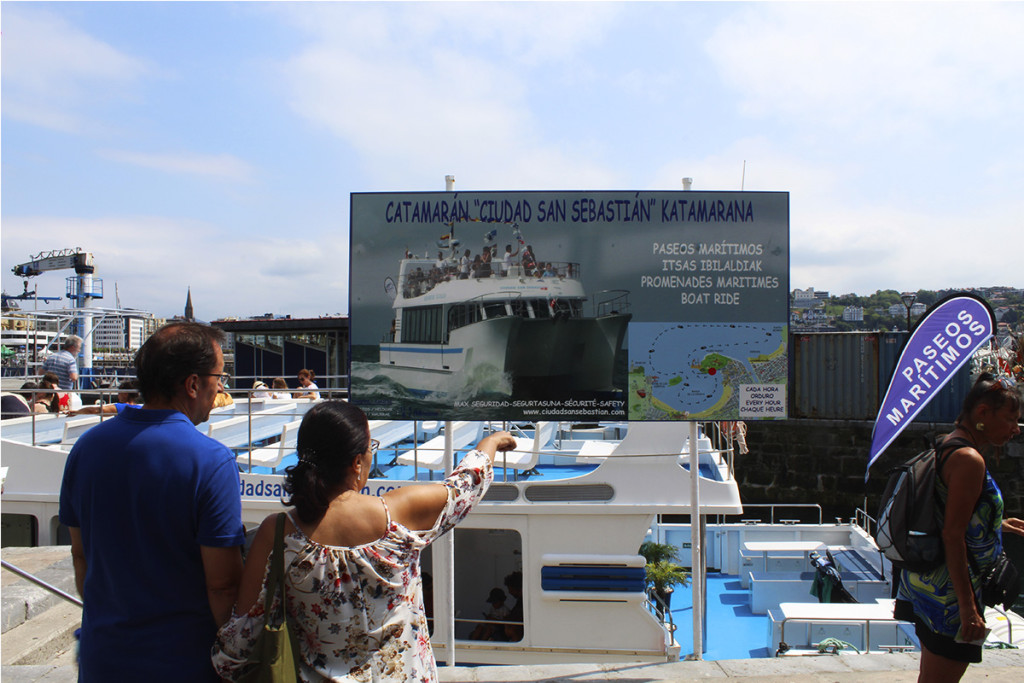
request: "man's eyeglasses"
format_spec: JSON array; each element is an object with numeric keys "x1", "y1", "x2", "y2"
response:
[
  {"x1": 369, "y1": 439, "x2": 380, "y2": 455},
  {"x1": 198, "y1": 373, "x2": 230, "y2": 385}
]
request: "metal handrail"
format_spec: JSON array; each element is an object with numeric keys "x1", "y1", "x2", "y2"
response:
[
  {"x1": 717, "y1": 503, "x2": 824, "y2": 525},
  {"x1": 777, "y1": 613, "x2": 895, "y2": 656},
  {"x1": 644, "y1": 589, "x2": 677, "y2": 639},
  {"x1": 1, "y1": 559, "x2": 82, "y2": 607},
  {"x1": 854, "y1": 507, "x2": 877, "y2": 536}
]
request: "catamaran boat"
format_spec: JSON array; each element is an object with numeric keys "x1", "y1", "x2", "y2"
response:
[
  {"x1": 375, "y1": 224, "x2": 631, "y2": 398},
  {"x1": 3, "y1": 405, "x2": 1022, "y2": 664}
]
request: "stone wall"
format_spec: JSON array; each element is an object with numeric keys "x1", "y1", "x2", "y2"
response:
[{"x1": 737, "y1": 419, "x2": 1024, "y2": 522}]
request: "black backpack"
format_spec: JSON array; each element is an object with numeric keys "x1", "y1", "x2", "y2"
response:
[{"x1": 874, "y1": 436, "x2": 973, "y2": 573}]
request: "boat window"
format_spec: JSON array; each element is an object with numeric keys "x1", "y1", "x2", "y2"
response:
[
  {"x1": 551, "y1": 298, "x2": 581, "y2": 319},
  {"x1": 448, "y1": 303, "x2": 481, "y2": 336},
  {"x1": 401, "y1": 306, "x2": 443, "y2": 344},
  {"x1": 509, "y1": 300, "x2": 531, "y2": 319},
  {"x1": 530, "y1": 299, "x2": 551, "y2": 319},
  {"x1": 482, "y1": 302, "x2": 507, "y2": 320},
  {"x1": 7, "y1": 514, "x2": 40, "y2": 546},
  {"x1": 453, "y1": 528, "x2": 524, "y2": 642}
]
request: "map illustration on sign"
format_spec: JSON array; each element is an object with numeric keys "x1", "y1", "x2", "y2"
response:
[{"x1": 628, "y1": 322, "x2": 787, "y2": 420}]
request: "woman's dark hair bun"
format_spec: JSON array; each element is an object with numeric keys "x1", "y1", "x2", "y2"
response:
[{"x1": 284, "y1": 401, "x2": 370, "y2": 524}]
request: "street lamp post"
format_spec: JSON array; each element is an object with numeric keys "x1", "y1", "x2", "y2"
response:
[{"x1": 901, "y1": 292, "x2": 917, "y2": 332}]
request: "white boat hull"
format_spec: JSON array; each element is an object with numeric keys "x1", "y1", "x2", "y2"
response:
[{"x1": 379, "y1": 313, "x2": 631, "y2": 396}]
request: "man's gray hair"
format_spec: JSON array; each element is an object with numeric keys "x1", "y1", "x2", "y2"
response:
[{"x1": 62, "y1": 335, "x2": 82, "y2": 351}]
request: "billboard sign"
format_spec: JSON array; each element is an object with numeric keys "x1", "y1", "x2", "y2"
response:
[{"x1": 350, "y1": 190, "x2": 789, "y2": 421}]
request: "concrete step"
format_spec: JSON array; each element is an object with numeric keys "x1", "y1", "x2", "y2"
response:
[
  {"x1": 0, "y1": 599, "x2": 80, "y2": 667},
  {"x1": 0, "y1": 663, "x2": 78, "y2": 683},
  {"x1": 2, "y1": 546, "x2": 77, "y2": 634}
]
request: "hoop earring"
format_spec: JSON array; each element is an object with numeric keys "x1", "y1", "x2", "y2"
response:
[{"x1": 976, "y1": 422, "x2": 985, "y2": 432}]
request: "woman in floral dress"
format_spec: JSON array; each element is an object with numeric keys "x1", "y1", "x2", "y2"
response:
[{"x1": 212, "y1": 401, "x2": 515, "y2": 681}]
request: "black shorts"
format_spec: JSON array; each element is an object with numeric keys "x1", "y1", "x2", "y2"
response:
[{"x1": 894, "y1": 599, "x2": 982, "y2": 663}]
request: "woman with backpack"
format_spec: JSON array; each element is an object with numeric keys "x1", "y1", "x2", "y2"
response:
[{"x1": 894, "y1": 373, "x2": 1022, "y2": 682}]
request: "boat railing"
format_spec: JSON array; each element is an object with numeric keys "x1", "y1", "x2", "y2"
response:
[
  {"x1": 592, "y1": 289, "x2": 631, "y2": 318},
  {"x1": 854, "y1": 507, "x2": 877, "y2": 537},
  {"x1": 703, "y1": 421, "x2": 738, "y2": 480},
  {"x1": 643, "y1": 589, "x2": 676, "y2": 641},
  {"x1": 229, "y1": 376, "x2": 349, "y2": 401},
  {"x1": 0, "y1": 383, "x2": 342, "y2": 449},
  {"x1": 398, "y1": 259, "x2": 584, "y2": 300},
  {"x1": 1, "y1": 559, "x2": 83, "y2": 608},
  {"x1": 508, "y1": 260, "x2": 580, "y2": 281},
  {"x1": 777, "y1": 613, "x2": 895, "y2": 656},
  {"x1": 713, "y1": 503, "x2": 824, "y2": 526}
]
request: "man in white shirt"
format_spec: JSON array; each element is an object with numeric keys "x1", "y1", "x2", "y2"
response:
[{"x1": 500, "y1": 244, "x2": 519, "y2": 277}]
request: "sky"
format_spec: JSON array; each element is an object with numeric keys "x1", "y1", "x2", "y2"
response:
[{"x1": 3, "y1": 1, "x2": 1023, "y2": 321}]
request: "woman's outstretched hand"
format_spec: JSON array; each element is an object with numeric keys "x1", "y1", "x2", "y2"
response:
[{"x1": 477, "y1": 431, "x2": 518, "y2": 461}]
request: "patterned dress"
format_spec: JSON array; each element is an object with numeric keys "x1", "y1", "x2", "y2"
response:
[
  {"x1": 212, "y1": 450, "x2": 494, "y2": 682},
  {"x1": 895, "y1": 462, "x2": 1004, "y2": 638}
]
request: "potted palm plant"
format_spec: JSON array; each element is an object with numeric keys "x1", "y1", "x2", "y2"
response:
[{"x1": 639, "y1": 541, "x2": 691, "y2": 620}]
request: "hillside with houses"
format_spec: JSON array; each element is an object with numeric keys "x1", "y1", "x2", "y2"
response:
[{"x1": 790, "y1": 286, "x2": 1023, "y2": 341}]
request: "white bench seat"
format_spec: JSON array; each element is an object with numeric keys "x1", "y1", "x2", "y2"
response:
[
  {"x1": 236, "y1": 419, "x2": 303, "y2": 471},
  {"x1": 396, "y1": 421, "x2": 484, "y2": 470},
  {"x1": 494, "y1": 422, "x2": 558, "y2": 472}
]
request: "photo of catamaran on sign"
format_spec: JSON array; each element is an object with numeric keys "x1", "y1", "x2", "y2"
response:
[{"x1": 351, "y1": 218, "x2": 632, "y2": 420}]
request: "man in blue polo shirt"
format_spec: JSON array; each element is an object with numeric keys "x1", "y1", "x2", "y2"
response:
[{"x1": 59, "y1": 322, "x2": 244, "y2": 681}]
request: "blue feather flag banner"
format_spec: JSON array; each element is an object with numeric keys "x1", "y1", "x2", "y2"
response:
[{"x1": 865, "y1": 293, "x2": 995, "y2": 480}]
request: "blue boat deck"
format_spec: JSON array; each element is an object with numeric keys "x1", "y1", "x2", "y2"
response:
[{"x1": 670, "y1": 573, "x2": 771, "y2": 660}]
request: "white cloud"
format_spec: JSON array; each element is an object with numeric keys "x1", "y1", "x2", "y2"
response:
[
  {"x1": 1, "y1": 6, "x2": 152, "y2": 134},
  {"x1": 791, "y1": 199, "x2": 1024, "y2": 295},
  {"x1": 1, "y1": 216, "x2": 349, "y2": 320},
  {"x1": 97, "y1": 150, "x2": 257, "y2": 183},
  {"x1": 706, "y1": 3, "x2": 1024, "y2": 138},
  {"x1": 272, "y1": 2, "x2": 624, "y2": 189}
]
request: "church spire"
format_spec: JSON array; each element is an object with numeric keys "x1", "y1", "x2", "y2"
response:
[{"x1": 184, "y1": 287, "x2": 194, "y2": 322}]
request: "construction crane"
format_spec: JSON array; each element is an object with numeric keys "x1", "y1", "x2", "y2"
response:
[
  {"x1": 10, "y1": 248, "x2": 103, "y2": 384},
  {"x1": 12, "y1": 248, "x2": 95, "y2": 278}
]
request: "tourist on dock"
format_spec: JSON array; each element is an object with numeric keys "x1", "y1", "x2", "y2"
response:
[
  {"x1": 16, "y1": 381, "x2": 49, "y2": 414},
  {"x1": 894, "y1": 373, "x2": 1022, "y2": 682},
  {"x1": 251, "y1": 380, "x2": 271, "y2": 399},
  {"x1": 1, "y1": 388, "x2": 32, "y2": 419},
  {"x1": 212, "y1": 401, "x2": 516, "y2": 680},
  {"x1": 69, "y1": 378, "x2": 140, "y2": 415},
  {"x1": 42, "y1": 334, "x2": 81, "y2": 391},
  {"x1": 38, "y1": 372, "x2": 67, "y2": 413},
  {"x1": 59, "y1": 322, "x2": 245, "y2": 682},
  {"x1": 293, "y1": 368, "x2": 320, "y2": 399},
  {"x1": 270, "y1": 377, "x2": 290, "y2": 399}
]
